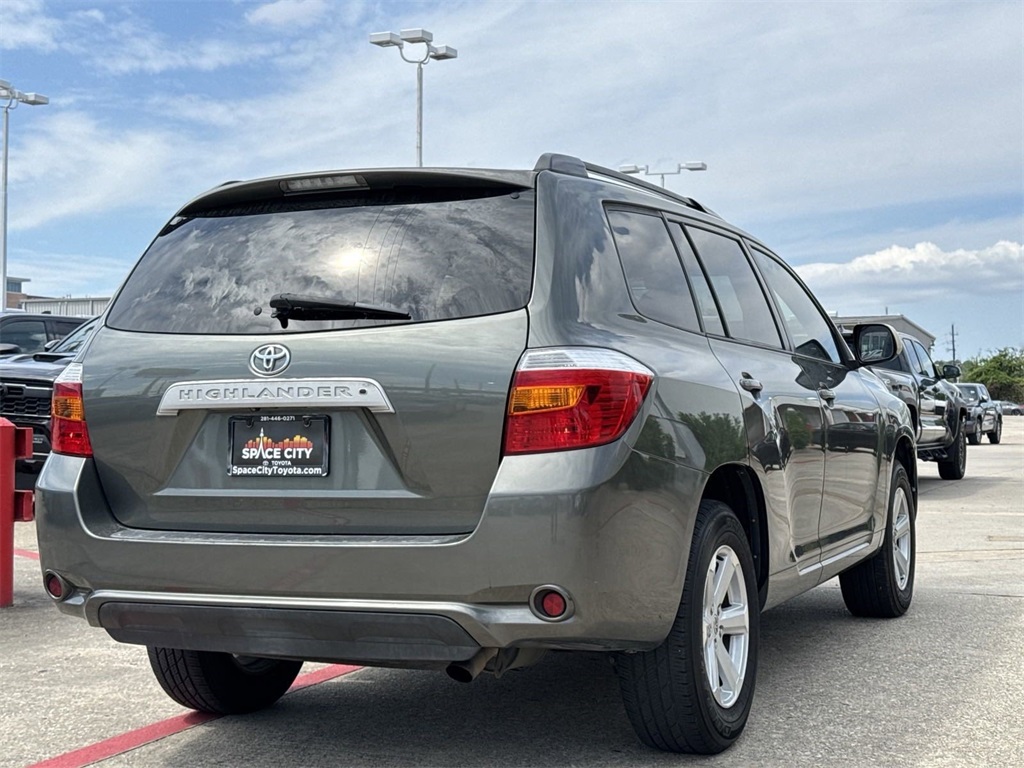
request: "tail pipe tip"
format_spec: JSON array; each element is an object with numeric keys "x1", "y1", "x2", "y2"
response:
[{"x1": 446, "y1": 648, "x2": 498, "y2": 683}]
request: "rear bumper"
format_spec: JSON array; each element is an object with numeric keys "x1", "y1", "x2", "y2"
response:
[
  {"x1": 36, "y1": 444, "x2": 702, "y2": 664},
  {"x1": 98, "y1": 601, "x2": 480, "y2": 666}
]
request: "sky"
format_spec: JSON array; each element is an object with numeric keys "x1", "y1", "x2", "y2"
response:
[{"x1": 2, "y1": 0, "x2": 1022, "y2": 361}]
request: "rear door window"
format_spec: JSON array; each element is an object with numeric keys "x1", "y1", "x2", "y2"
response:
[
  {"x1": 607, "y1": 209, "x2": 700, "y2": 332},
  {"x1": 685, "y1": 227, "x2": 783, "y2": 348},
  {"x1": 107, "y1": 187, "x2": 535, "y2": 335},
  {"x1": 52, "y1": 318, "x2": 98, "y2": 353},
  {"x1": 54, "y1": 320, "x2": 84, "y2": 337},
  {"x1": 669, "y1": 224, "x2": 725, "y2": 335},
  {"x1": 874, "y1": 353, "x2": 906, "y2": 373}
]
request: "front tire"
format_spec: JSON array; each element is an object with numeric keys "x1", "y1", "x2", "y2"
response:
[
  {"x1": 147, "y1": 647, "x2": 302, "y2": 714},
  {"x1": 937, "y1": 419, "x2": 967, "y2": 480},
  {"x1": 615, "y1": 500, "x2": 759, "y2": 754},
  {"x1": 967, "y1": 418, "x2": 981, "y2": 445},
  {"x1": 987, "y1": 418, "x2": 1002, "y2": 444},
  {"x1": 839, "y1": 462, "x2": 915, "y2": 618}
]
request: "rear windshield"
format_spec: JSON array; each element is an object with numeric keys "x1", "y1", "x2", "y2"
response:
[
  {"x1": 957, "y1": 385, "x2": 982, "y2": 401},
  {"x1": 107, "y1": 187, "x2": 535, "y2": 334}
]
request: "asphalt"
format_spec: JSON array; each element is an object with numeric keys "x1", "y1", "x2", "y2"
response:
[{"x1": 2, "y1": 420, "x2": 1022, "y2": 767}]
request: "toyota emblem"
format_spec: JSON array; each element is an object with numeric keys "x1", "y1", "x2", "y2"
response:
[{"x1": 249, "y1": 344, "x2": 291, "y2": 377}]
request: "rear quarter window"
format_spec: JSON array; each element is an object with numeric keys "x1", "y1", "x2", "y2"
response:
[
  {"x1": 607, "y1": 209, "x2": 701, "y2": 333},
  {"x1": 108, "y1": 187, "x2": 536, "y2": 335}
]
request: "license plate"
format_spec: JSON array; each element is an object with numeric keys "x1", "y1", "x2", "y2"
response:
[{"x1": 228, "y1": 415, "x2": 329, "y2": 477}]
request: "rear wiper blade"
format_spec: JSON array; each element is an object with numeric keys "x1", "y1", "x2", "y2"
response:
[{"x1": 269, "y1": 293, "x2": 411, "y2": 328}]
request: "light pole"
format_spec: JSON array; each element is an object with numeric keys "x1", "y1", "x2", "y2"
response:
[
  {"x1": 0, "y1": 80, "x2": 48, "y2": 312},
  {"x1": 620, "y1": 161, "x2": 707, "y2": 188},
  {"x1": 369, "y1": 28, "x2": 457, "y2": 167}
]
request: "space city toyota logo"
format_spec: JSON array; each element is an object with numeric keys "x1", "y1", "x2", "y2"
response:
[{"x1": 248, "y1": 344, "x2": 291, "y2": 377}]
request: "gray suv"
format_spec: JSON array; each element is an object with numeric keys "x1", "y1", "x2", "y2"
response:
[{"x1": 36, "y1": 154, "x2": 917, "y2": 754}]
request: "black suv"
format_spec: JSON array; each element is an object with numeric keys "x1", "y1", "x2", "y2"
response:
[
  {"x1": 0, "y1": 317, "x2": 98, "y2": 480},
  {"x1": 36, "y1": 154, "x2": 917, "y2": 754},
  {"x1": 865, "y1": 332, "x2": 969, "y2": 479},
  {"x1": 0, "y1": 311, "x2": 88, "y2": 356}
]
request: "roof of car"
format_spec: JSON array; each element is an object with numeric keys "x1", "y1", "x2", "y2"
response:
[
  {"x1": 0, "y1": 311, "x2": 86, "y2": 321},
  {"x1": 172, "y1": 153, "x2": 718, "y2": 222}
]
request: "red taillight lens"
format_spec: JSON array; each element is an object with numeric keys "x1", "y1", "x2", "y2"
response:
[
  {"x1": 51, "y1": 363, "x2": 93, "y2": 458},
  {"x1": 503, "y1": 349, "x2": 653, "y2": 455}
]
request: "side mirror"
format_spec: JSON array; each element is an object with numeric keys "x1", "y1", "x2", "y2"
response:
[
  {"x1": 43, "y1": 338, "x2": 61, "y2": 351},
  {"x1": 941, "y1": 364, "x2": 961, "y2": 380},
  {"x1": 0, "y1": 343, "x2": 21, "y2": 356},
  {"x1": 850, "y1": 323, "x2": 901, "y2": 368}
]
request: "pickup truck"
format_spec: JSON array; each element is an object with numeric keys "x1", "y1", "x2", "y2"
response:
[
  {"x1": 956, "y1": 382, "x2": 1003, "y2": 444},
  {"x1": 0, "y1": 317, "x2": 98, "y2": 484},
  {"x1": 861, "y1": 332, "x2": 970, "y2": 479}
]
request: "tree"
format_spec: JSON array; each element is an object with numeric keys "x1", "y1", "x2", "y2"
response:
[{"x1": 959, "y1": 348, "x2": 1024, "y2": 401}]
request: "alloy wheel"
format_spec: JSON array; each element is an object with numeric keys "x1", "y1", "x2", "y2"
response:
[
  {"x1": 890, "y1": 486, "x2": 912, "y2": 590},
  {"x1": 702, "y1": 545, "x2": 750, "y2": 708}
]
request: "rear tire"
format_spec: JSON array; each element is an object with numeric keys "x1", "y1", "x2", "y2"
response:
[
  {"x1": 615, "y1": 499, "x2": 759, "y2": 754},
  {"x1": 937, "y1": 419, "x2": 966, "y2": 480},
  {"x1": 987, "y1": 418, "x2": 1002, "y2": 444},
  {"x1": 147, "y1": 647, "x2": 302, "y2": 714},
  {"x1": 839, "y1": 462, "x2": 915, "y2": 618}
]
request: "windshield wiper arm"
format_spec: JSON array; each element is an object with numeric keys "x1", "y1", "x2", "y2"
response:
[{"x1": 269, "y1": 293, "x2": 411, "y2": 328}]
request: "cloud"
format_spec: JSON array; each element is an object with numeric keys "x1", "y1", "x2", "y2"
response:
[
  {"x1": 9, "y1": 2, "x2": 1022, "y2": 221},
  {"x1": 8, "y1": 111, "x2": 187, "y2": 228},
  {"x1": 797, "y1": 241, "x2": 1024, "y2": 313},
  {"x1": 1, "y1": 0, "x2": 61, "y2": 51},
  {"x1": 85, "y1": 18, "x2": 283, "y2": 75},
  {"x1": 245, "y1": 0, "x2": 330, "y2": 29},
  {"x1": 2, "y1": 1, "x2": 281, "y2": 75}
]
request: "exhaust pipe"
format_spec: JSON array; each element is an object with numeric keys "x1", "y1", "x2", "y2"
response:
[{"x1": 446, "y1": 648, "x2": 498, "y2": 683}]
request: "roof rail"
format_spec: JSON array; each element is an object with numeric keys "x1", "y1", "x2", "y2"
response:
[
  {"x1": 533, "y1": 153, "x2": 716, "y2": 217},
  {"x1": 584, "y1": 161, "x2": 716, "y2": 216}
]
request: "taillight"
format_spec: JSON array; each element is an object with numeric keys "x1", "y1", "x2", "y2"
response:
[
  {"x1": 51, "y1": 362, "x2": 93, "y2": 457},
  {"x1": 503, "y1": 348, "x2": 653, "y2": 455}
]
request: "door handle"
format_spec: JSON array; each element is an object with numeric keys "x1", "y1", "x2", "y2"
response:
[
  {"x1": 818, "y1": 388, "x2": 836, "y2": 404},
  {"x1": 739, "y1": 376, "x2": 763, "y2": 394}
]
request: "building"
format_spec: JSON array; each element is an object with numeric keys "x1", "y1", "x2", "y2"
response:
[
  {"x1": 5, "y1": 278, "x2": 109, "y2": 317},
  {"x1": 20, "y1": 296, "x2": 110, "y2": 316},
  {"x1": 832, "y1": 313, "x2": 936, "y2": 351},
  {"x1": 4, "y1": 275, "x2": 30, "y2": 309}
]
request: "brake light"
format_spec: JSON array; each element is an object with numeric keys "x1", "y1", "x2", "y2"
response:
[
  {"x1": 51, "y1": 363, "x2": 93, "y2": 457},
  {"x1": 504, "y1": 348, "x2": 653, "y2": 455}
]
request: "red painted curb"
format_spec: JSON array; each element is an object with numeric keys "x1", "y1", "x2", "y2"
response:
[{"x1": 26, "y1": 663, "x2": 361, "y2": 768}]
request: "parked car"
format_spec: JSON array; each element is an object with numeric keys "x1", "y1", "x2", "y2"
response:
[
  {"x1": 855, "y1": 331, "x2": 970, "y2": 479},
  {"x1": 956, "y1": 382, "x2": 1003, "y2": 444},
  {"x1": 0, "y1": 317, "x2": 99, "y2": 477},
  {"x1": 35, "y1": 154, "x2": 918, "y2": 755},
  {"x1": 0, "y1": 311, "x2": 88, "y2": 356},
  {"x1": 995, "y1": 400, "x2": 1023, "y2": 416}
]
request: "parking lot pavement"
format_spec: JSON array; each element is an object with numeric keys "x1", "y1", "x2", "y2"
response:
[{"x1": 3, "y1": 421, "x2": 1022, "y2": 768}]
